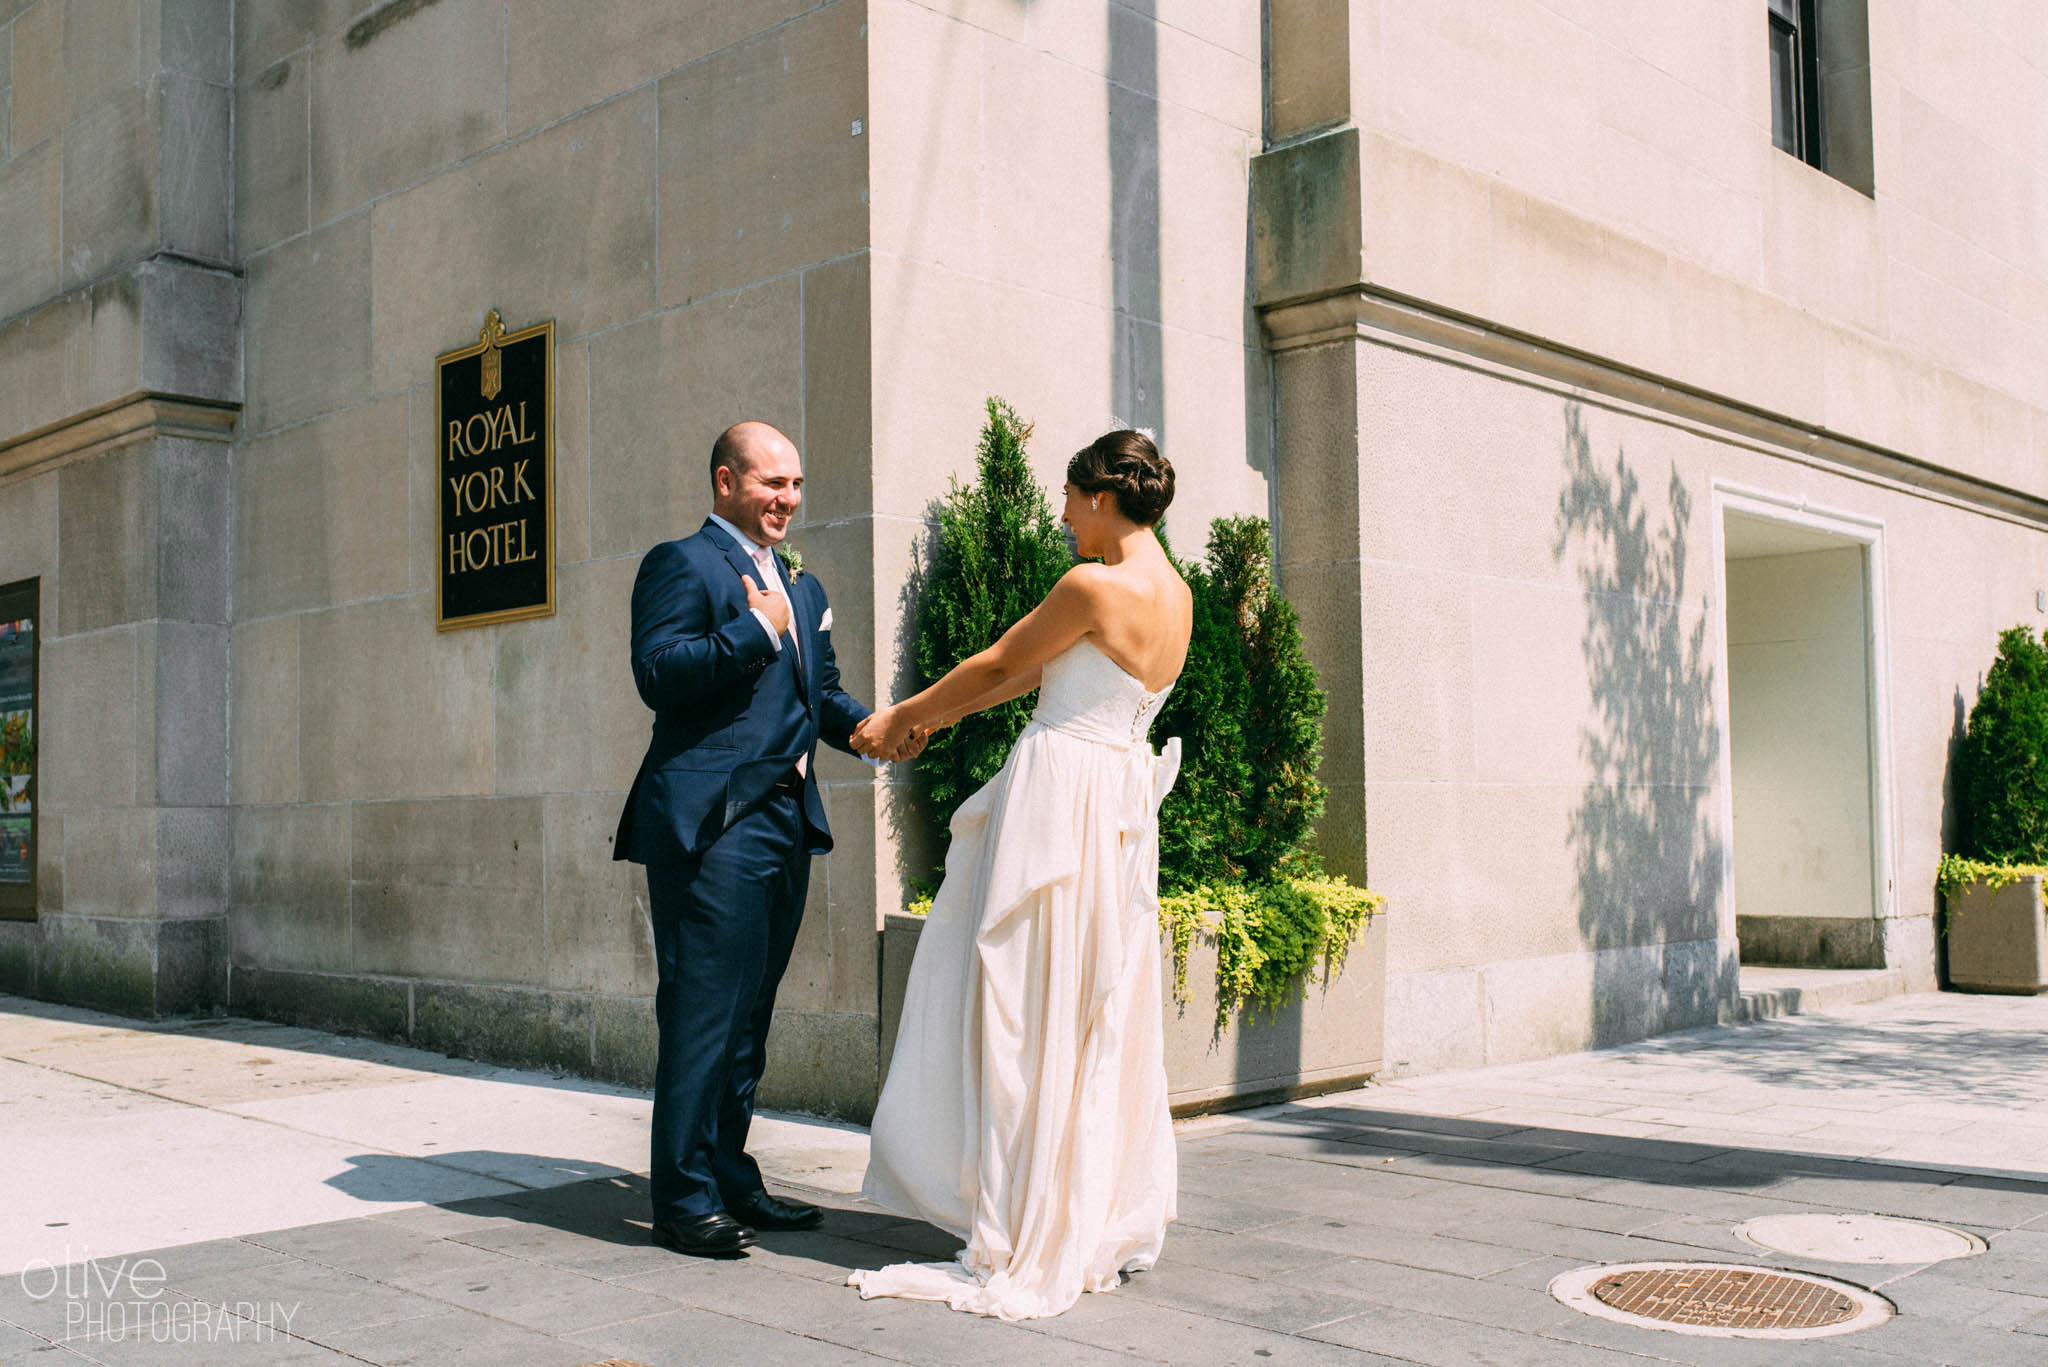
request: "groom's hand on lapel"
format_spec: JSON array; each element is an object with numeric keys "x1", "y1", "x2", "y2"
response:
[{"x1": 741, "y1": 572, "x2": 792, "y2": 637}]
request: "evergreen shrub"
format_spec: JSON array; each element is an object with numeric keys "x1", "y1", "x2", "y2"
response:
[
  {"x1": 1956, "y1": 625, "x2": 2048, "y2": 866},
  {"x1": 1154, "y1": 517, "x2": 1326, "y2": 887},
  {"x1": 907, "y1": 400, "x2": 1380, "y2": 1026},
  {"x1": 910, "y1": 398, "x2": 1073, "y2": 836}
]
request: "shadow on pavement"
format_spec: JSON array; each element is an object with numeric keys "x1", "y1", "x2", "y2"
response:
[{"x1": 1237, "y1": 1102, "x2": 2048, "y2": 1199}]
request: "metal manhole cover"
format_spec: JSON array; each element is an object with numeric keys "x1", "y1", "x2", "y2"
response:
[
  {"x1": 1736, "y1": 1213, "x2": 1984, "y2": 1264},
  {"x1": 1550, "y1": 1262, "x2": 1892, "y2": 1339}
]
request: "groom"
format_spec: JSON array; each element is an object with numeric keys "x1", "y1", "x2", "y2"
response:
[{"x1": 615, "y1": 421, "x2": 889, "y2": 1256}]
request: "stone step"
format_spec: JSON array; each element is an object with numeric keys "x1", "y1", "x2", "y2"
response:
[{"x1": 1733, "y1": 965, "x2": 1907, "y2": 1022}]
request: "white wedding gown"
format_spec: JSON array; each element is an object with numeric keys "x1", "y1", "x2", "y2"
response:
[{"x1": 849, "y1": 637, "x2": 1182, "y2": 1321}]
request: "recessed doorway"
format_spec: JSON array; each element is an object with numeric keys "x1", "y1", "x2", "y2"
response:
[{"x1": 1718, "y1": 497, "x2": 1891, "y2": 969}]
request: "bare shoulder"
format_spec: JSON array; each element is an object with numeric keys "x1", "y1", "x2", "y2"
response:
[{"x1": 1058, "y1": 561, "x2": 1120, "y2": 596}]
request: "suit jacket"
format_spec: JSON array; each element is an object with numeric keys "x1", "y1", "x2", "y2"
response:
[{"x1": 614, "y1": 519, "x2": 869, "y2": 864}]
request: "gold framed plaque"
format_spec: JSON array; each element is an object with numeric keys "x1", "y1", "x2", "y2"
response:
[{"x1": 435, "y1": 310, "x2": 555, "y2": 630}]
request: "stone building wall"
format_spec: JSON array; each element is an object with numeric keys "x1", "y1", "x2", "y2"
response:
[
  {"x1": 222, "y1": 0, "x2": 882, "y2": 1111},
  {"x1": 1256, "y1": 0, "x2": 2048, "y2": 1071},
  {"x1": 858, "y1": 0, "x2": 1268, "y2": 933},
  {"x1": 0, "y1": 0, "x2": 238, "y2": 1016}
]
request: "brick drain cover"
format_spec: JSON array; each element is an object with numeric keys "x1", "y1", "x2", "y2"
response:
[{"x1": 1550, "y1": 1262, "x2": 1892, "y2": 1340}]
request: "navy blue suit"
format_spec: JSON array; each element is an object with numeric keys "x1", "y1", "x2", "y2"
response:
[{"x1": 614, "y1": 518, "x2": 868, "y2": 1220}]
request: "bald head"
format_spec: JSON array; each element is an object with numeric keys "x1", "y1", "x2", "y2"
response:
[
  {"x1": 710, "y1": 422, "x2": 804, "y2": 546},
  {"x1": 709, "y1": 421, "x2": 792, "y2": 490}
]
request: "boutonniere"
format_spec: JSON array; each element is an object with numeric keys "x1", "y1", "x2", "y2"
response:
[{"x1": 775, "y1": 543, "x2": 805, "y2": 579}]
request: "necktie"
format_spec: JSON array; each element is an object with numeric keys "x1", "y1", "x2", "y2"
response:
[{"x1": 757, "y1": 545, "x2": 806, "y2": 777}]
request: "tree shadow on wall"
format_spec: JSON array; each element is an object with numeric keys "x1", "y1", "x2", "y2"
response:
[{"x1": 1551, "y1": 404, "x2": 1730, "y2": 1042}]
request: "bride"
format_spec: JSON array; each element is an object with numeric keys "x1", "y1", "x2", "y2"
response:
[{"x1": 846, "y1": 429, "x2": 1191, "y2": 1321}]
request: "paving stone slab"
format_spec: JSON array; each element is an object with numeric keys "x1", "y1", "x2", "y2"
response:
[
  {"x1": 565, "y1": 1306, "x2": 895, "y2": 1367},
  {"x1": 1281, "y1": 1107, "x2": 1536, "y2": 1141},
  {"x1": 1534, "y1": 1146, "x2": 1783, "y2": 1190},
  {"x1": 112, "y1": 1238, "x2": 294, "y2": 1283},
  {"x1": 0, "y1": 1321, "x2": 77, "y2": 1362},
  {"x1": 675, "y1": 1227, "x2": 899, "y2": 1286},
  {"x1": 1537, "y1": 1310, "x2": 1908, "y2": 1367},
  {"x1": 1984, "y1": 1229, "x2": 2048, "y2": 1264},
  {"x1": 1166, "y1": 1190, "x2": 1307, "y2": 1235},
  {"x1": 1304, "y1": 1303, "x2": 1661, "y2": 1367},
  {"x1": 1388, "y1": 1183, "x2": 1672, "y2": 1237},
  {"x1": 616, "y1": 1262, "x2": 877, "y2": 1336},
  {"x1": 1435, "y1": 1213, "x2": 1770, "y2": 1267},
  {"x1": 1229, "y1": 1165, "x2": 1453, "y2": 1212},
  {"x1": 163, "y1": 1258, "x2": 444, "y2": 1338},
  {"x1": 1119, "y1": 1260, "x2": 1370, "y2": 1334},
  {"x1": 361, "y1": 1200, "x2": 536, "y2": 1243},
  {"x1": 1147, "y1": 1221, "x2": 1353, "y2": 1278},
  {"x1": 1842, "y1": 1309, "x2": 2048, "y2": 1366},
  {"x1": 1251, "y1": 1217, "x2": 1544, "y2": 1278},
  {"x1": 1878, "y1": 1271, "x2": 2048, "y2": 1332},
  {"x1": 1566, "y1": 1175, "x2": 1836, "y2": 1223},
  {"x1": 242, "y1": 1217, "x2": 512, "y2": 1284},
  {"x1": 1380, "y1": 1153, "x2": 1618, "y2": 1198},
  {"x1": 838, "y1": 1217, "x2": 961, "y2": 1260},
  {"x1": 305, "y1": 1306, "x2": 600, "y2": 1367},
  {"x1": 1193, "y1": 1150, "x2": 1433, "y2": 1201},
  {"x1": 1200, "y1": 1128, "x2": 1436, "y2": 1170},
  {"x1": 1800, "y1": 1181, "x2": 2048, "y2": 1231},
  {"x1": 1892, "y1": 1252, "x2": 2048, "y2": 1303},
  {"x1": 1031, "y1": 1297, "x2": 1416, "y2": 1365},
  {"x1": 1277, "y1": 1257, "x2": 1583, "y2": 1334},
  {"x1": 398, "y1": 1255, "x2": 673, "y2": 1336},
  {"x1": 61, "y1": 1326, "x2": 367, "y2": 1365},
  {"x1": 1479, "y1": 1253, "x2": 1587, "y2": 1294},
  {"x1": 812, "y1": 1296, "x2": 1146, "y2": 1366},
  {"x1": 1335, "y1": 1129, "x2": 1588, "y2": 1169},
  {"x1": 426, "y1": 1211, "x2": 665, "y2": 1279}
]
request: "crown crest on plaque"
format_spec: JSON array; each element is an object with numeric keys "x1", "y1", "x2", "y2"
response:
[{"x1": 478, "y1": 309, "x2": 506, "y2": 400}]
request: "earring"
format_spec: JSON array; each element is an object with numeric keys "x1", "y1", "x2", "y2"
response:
[{"x1": 1090, "y1": 495, "x2": 1099, "y2": 511}]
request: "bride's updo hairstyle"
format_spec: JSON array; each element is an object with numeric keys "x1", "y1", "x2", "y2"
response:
[{"x1": 1066, "y1": 430, "x2": 1175, "y2": 526}]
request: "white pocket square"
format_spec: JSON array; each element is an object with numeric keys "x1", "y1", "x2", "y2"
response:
[{"x1": 819, "y1": 608, "x2": 833, "y2": 631}]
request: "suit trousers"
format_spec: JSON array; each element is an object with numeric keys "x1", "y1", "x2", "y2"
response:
[{"x1": 645, "y1": 787, "x2": 810, "y2": 1220}]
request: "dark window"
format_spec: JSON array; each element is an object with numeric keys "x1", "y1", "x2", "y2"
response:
[
  {"x1": 1769, "y1": 0, "x2": 1825, "y2": 169},
  {"x1": 0, "y1": 578, "x2": 38, "y2": 920}
]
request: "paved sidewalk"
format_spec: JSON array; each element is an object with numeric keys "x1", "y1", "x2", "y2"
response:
[{"x1": 3, "y1": 989, "x2": 2047, "y2": 1365}]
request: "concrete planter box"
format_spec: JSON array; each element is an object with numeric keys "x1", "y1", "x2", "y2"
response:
[
  {"x1": 881, "y1": 910, "x2": 1386, "y2": 1117},
  {"x1": 1944, "y1": 874, "x2": 2048, "y2": 995}
]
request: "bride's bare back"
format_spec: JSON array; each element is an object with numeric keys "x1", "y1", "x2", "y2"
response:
[
  {"x1": 851, "y1": 429, "x2": 1193, "y2": 757},
  {"x1": 1064, "y1": 549, "x2": 1191, "y2": 695}
]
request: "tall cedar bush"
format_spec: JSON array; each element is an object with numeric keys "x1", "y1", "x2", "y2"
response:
[
  {"x1": 912, "y1": 399, "x2": 1073, "y2": 837},
  {"x1": 1958, "y1": 625, "x2": 2048, "y2": 864},
  {"x1": 1151, "y1": 539, "x2": 1252, "y2": 890},
  {"x1": 1152, "y1": 517, "x2": 1326, "y2": 888}
]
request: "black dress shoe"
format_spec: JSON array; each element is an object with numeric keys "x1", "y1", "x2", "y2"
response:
[
  {"x1": 724, "y1": 1191, "x2": 824, "y2": 1231},
  {"x1": 652, "y1": 1212, "x2": 757, "y2": 1257}
]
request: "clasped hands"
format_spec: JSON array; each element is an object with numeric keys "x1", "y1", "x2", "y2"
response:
[
  {"x1": 851, "y1": 707, "x2": 929, "y2": 765},
  {"x1": 740, "y1": 572, "x2": 926, "y2": 765}
]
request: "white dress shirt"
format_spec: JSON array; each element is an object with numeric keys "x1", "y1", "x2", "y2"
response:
[
  {"x1": 709, "y1": 513, "x2": 807, "y2": 776},
  {"x1": 708, "y1": 513, "x2": 795, "y2": 661}
]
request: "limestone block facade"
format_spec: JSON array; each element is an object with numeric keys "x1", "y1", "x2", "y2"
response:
[{"x1": 0, "y1": 0, "x2": 2041, "y2": 1114}]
